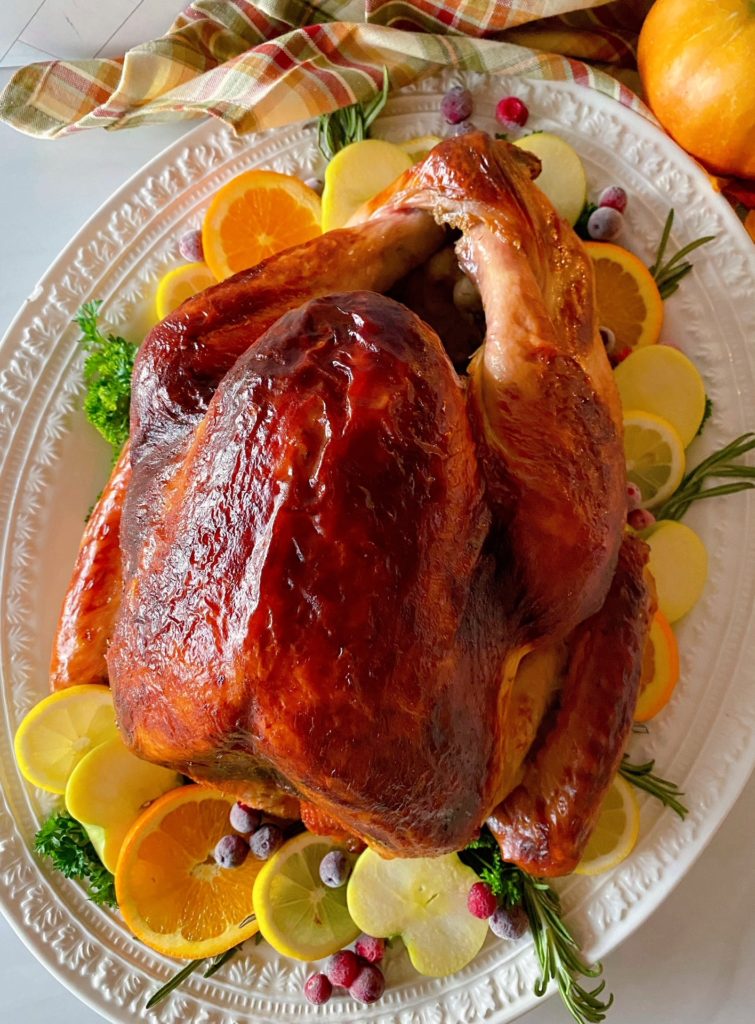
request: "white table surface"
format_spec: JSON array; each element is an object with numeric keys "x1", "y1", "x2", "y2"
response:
[{"x1": 1, "y1": 72, "x2": 754, "y2": 1024}]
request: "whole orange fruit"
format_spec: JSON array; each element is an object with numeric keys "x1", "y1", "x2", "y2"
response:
[{"x1": 638, "y1": 0, "x2": 755, "y2": 179}]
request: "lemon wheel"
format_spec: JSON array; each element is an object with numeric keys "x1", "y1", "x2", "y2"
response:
[
  {"x1": 623, "y1": 410, "x2": 685, "y2": 509},
  {"x1": 155, "y1": 262, "x2": 216, "y2": 320},
  {"x1": 574, "y1": 775, "x2": 640, "y2": 876}
]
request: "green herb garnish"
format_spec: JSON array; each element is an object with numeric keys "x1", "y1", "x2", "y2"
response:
[
  {"x1": 574, "y1": 201, "x2": 598, "y2": 241},
  {"x1": 619, "y1": 756, "x2": 688, "y2": 820},
  {"x1": 75, "y1": 300, "x2": 137, "y2": 455},
  {"x1": 697, "y1": 396, "x2": 713, "y2": 436},
  {"x1": 648, "y1": 210, "x2": 715, "y2": 299},
  {"x1": 462, "y1": 830, "x2": 611, "y2": 1024},
  {"x1": 656, "y1": 432, "x2": 755, "y2": 522},
  {"x1": 34, "y1": 811, "x2": 116, "y2": 907},
  {"x1": 317, "y1": 67, "x2": 389, "y2": 161}
]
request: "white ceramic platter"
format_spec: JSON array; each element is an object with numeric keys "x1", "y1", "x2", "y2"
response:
[{"x1": 1, "y1": 71, "x2": 754, "y2": 1024}]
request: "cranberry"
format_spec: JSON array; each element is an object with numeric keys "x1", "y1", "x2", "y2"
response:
[
  {"x1": 626, "y1": 482, "x2": 643, "y2": 511},
  {"x1": 349, "y1": 963, "x2": 385, "y2": 1004},
  {"x1": 599, "y1": 325, "x2": 616, "y2": 354},
  {"x1": 447, "y1": 120, "x2": 478, "y2": 137},
  {"x1": 213, "y1": 833, "x2": 248, "y2": 868},
  {"x1": 612, "y1": 346, "x2": 633, "y2": 366},
  {"x1": 587, "y1": 206, "x2": 623, "y2": 241},
  {"x1": 304, "y1": 177, "x2": 324, "y2": 196},
  {"x1": 441, "y1": 86, "x2": 473, "y2": 125},
  {"x1": 249, "y1": 824, "x2": 283, "y2": 860},
  {"x1": 598, "y1": 186, "x2": 628, "y2": 213},
  {"x1": 355, "y1": 934, "x2": 385, "y2": 964},
  {"x1": 467, "y1": 881, "x2": 498, "y2": 919},
  {"x1": 229, "y1": 802, "x2": 261, "y2": 835},
  {"x1": 628, "y1": 508, "x2": 656, "y2": 531},
  {"x1": 304, "y1": 973, "x2": 332, "y2": 1004},
  {"x1": 325, "y1": 949, "x2": 360, "y2": 988},
  {"x1": 178, "y1": 228, "x2": 204, "y2": 263},
  {"x1": 489, "y1": 904, "x2": 528, "y2": 940},
  {"x1": 495, "y1": 96, "x2": 529, "y2": 128},
  {"x1": 319, "y1": 850, "x2": 350, "y2": 888}
]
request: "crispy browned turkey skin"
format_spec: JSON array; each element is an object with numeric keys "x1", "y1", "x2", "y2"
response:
[{"x1": 57, "y1": 134, "x2": 653, "y2": 871}]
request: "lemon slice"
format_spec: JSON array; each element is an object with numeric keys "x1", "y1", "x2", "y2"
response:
[
  {"x1": 321, "y1": 139, "x2": 413, "y2": 231},
  {"x1": 645, "y1": 520, "x2": 708, "y2": 623},
  {"x1": 574, "y1": 775, "x2": 640, "y2": 876},
  {"x1": 623, "y1": 410, "x2": 686, "y2": 509},
  {"x1": 155, "y1": 261, "x2": 217, "y2": 320},
  {"x1": 347, "y1": 850, "x2": 488, "y2": 977},
  {"x1": 396, "y1": 134, "x2": 444, "y2": 162},
  {"x1": 615, "y1": 346, "x2": 706, "y2": 447},
  {"x1": 14, "y1": 685, "x2": 119, "y2": 794},
  {"x1": 65, "y1": 735, "x2": 182, "y2": 872},
  {"x1": 513, "y1": 133, "x2": 587, "y2": 225},
  {"x1": 253, "y1": 831, "x2": 359, "y2": 960}
]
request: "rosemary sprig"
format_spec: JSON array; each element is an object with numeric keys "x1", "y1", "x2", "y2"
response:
[
  {"x1": 648, "y1": 210, "x2": 715, "y2": 299},
  {"x1": 657, "y1": 432, "x2": 755, "y2": 521},
  {"x1": 521, "y1": 874, "x2": 613, "y2": 1024},
  {"x1": 146, "y1": 921, "x2": 254, "y2": 1009},
  {"x1": 317, "y1": 67, "x2": 389, "y2": 161},
  {"x1": 619, "y1": 757, "x2": 688, "y2": 820}
]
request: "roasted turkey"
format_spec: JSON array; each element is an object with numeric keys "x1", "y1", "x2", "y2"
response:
[{"x1": 51, "y1": 133, "x2": 653, "y2": 875}]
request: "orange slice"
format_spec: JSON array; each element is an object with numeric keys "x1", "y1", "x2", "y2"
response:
[
  {"x1": 584, "y1": 241, "x2": 664, "y2": 352},
  {"x1": 115, "y1": 786, "x2": 262, "y2": 958},
  {"x1": 635, "y1": 611, "x2": 680, "y2": 722},
  {"x1": 202, "y1": 170, "x2": 321, "y2": 281}
]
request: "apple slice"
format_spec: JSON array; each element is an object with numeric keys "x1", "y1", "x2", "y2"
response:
[
  {"x1": 513, "y1": 132, "x2": 587, "y2": 225},
  {"x1": 65, "y1": 735, "x2": 183, "y2": 872},
  {"x1": 346, "y1": 849, "x2": 488, "y2": 976}
]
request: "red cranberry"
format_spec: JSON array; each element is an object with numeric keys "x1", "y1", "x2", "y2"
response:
[
  {"x1": 598, "y1": 186, "x2": 628, "y2": 213},
  {"x1": 304, "y1": 973, "x2": 332, "y2": 1004},
  {"x1": 628, "y1": 508, "x2": 656, "y2": 531},
  {"x1": 495, "y1": 96, "x2": 529, "y2": 128},
  {"x1": 441, "y1": 86, "x2": 473, "y2": 125},
  {"x1": 325, "y1": 949, "x2": 360, "y2": 988},
  {"x1": 467, "y1": 881, "x2": 498, "y2": 919},
  {"x1": 355, "y1": 934, "x2": 385, "y2": 964},
  {"x1": 349, "y1": 963, "x2": 385, "y2": 1004}
]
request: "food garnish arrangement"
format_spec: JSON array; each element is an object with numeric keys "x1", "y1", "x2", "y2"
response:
[{"x1": 13, "y1": 80, "x2": 754, "y2": 1023}]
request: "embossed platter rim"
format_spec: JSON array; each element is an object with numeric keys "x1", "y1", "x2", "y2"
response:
[{"x1": 0, "y1": 71, "x2": 754, "y2": 1024}]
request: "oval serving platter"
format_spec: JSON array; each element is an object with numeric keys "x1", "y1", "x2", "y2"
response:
[{"x1": 0, "y1": 71, "x2": 754, "y2": 1024}]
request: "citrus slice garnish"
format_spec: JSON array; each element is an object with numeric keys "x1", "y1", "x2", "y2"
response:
[
  {"x1": 321, "y1": 139, "x2": 413, "y2": 231},
  {"x1": 155, "y1": 261, "x2": 216, "y2": 320},
  {"x1": 645, "y1": 520, "x2": 708, "y2": 623},
  {"x1": 202, "y1": 170, "x2": 321, "y2": 281},
  {"x1": 513, "y1": 132, "x2": 587, "y2": 225},
  {"x1": 623, "y1": 410, "x2": 686, "y2": 509},
  {"x1": 115, "y1": 786, "x2": 261, "y2": 958},
  {"x1": 347, "y1": 850, "x2": 488, "y2": 977},
  {"x1": 635, "y1": 611, "x2": 680, "y2": 722},
  {"x1": 14, "y1": 685, "x2": 118, "y2": 794},
  {"x1": 65, "y1": 735, "x2": 182, "y2": 872},
  {"x1": 252, "y1": 831, "x2": 359, "y2": 960},
  {"x1": 615, "y1": 345, "x2": 706, "y2": 447},
  {"x1": 574, "y1": 775, "x2": 640, "y2": 877},
  {"x1": 585, "y1": 241, "x2": 664, "y2": 351}
]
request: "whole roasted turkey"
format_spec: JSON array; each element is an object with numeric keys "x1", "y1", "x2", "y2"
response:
[{"x1": 51, "y1": 134, "x2": 653, "y2": 876}]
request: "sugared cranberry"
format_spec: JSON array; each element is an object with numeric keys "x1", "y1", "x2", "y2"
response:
[
  {"x1": 495, "y1": 96, "x2": 529, "y2": 128},
  {"x1": 626, "y1": 482, "x2": 643, "y2": 510},
  {"x1": 598, "y1": 186, "x2": 628, "y2": 213},
  {"x1": 350, "y1": 964, "x2": 385, "y2": 1004},
  {"x1": 599, "y1": 325, "x2": 617, "y2": 354},
  {"x1": 229, "y1": 802, "x2": 261, "y2": 835},
  {"x1": 355, "y1": 934, "x2": 385, "y2": 964},
  {"x1": 304, "y1": 973, "x2": 332, "y2": 1004},
  {"x1": 304, "y1": 177, "x2": 324, "y2": 196},
  {"x1": 249, "y1": 824, "x2": 283, "y2": 860},
  {"x1": 325, "y1": 949, "x2": 360, "y2": 988},
  {"x1": 213, "y1": 833, "x2": 248, "y2": 868},
  {"x1": 447, "y1": 119, "x2": 477, "y2": 137},
  {"x1": 319, "y1": 850, "x2": 351, "y2": 888},
  {"x1": 489, "y1": 904, "x2": 528, "y2": 940},
  {"x1": 467, "y1": 881, "x2": 498, "y2": 919},
  {"x1": 441, "y1": 86, "x2": 473, "y2": 125},
  {"x1": 587, "y1": 206, "x2": 623, "y2": 241},
  {"x1": 178, "y1": 228, "x2": 204, "y2": 263},
  {"x1": 628, "y1": 508, "x2": 656, "y2": 531}
]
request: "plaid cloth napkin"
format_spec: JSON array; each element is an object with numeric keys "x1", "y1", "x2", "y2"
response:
[{"x1": 0, "y1": 0, "x2": 653, "y2": 137}]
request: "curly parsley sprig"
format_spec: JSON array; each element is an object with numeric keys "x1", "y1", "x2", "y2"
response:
[
  {"x1": 34, "y1": 811, "x2": 116, "y2": 907},
  {"x1": 317, "y1": 67, "x2": 389, "y2": 161},
  {"x1": 75, "y1": 300, "x2": 137, "y2": 456}
]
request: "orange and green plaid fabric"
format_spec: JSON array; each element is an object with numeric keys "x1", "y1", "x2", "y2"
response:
[{"x1": 0, "y1": 0, "x2": 654, "y2": 138}]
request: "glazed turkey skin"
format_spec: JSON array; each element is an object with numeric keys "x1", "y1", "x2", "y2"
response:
[{"x1": 55, "y1": 133, "x2": 652, "y2": 870}]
